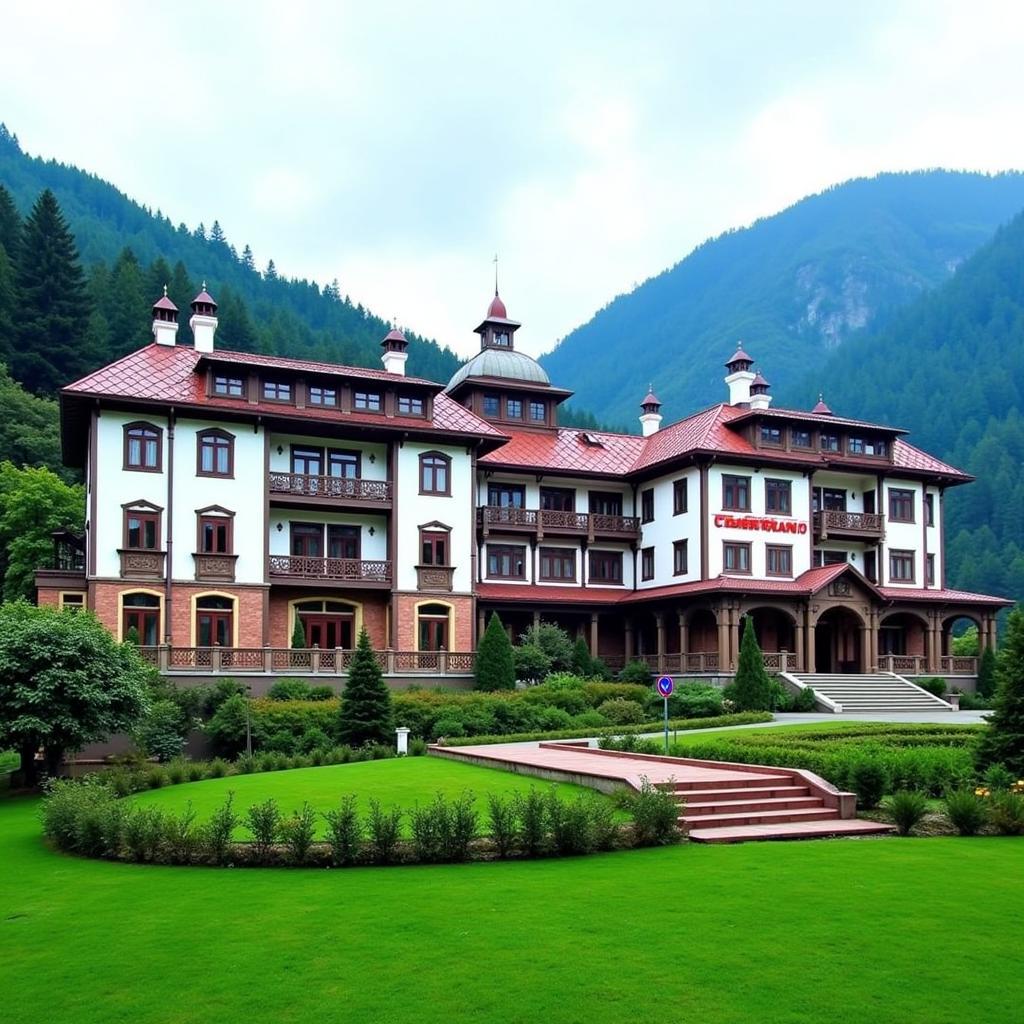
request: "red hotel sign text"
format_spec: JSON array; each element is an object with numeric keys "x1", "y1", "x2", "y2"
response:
[{"x1": 713, "y1": 514, "x2": 808, "y2": 535}]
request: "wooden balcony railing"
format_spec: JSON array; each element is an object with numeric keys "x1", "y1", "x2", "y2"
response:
[
  {"x1": 268, "y1": 555, "x2": 392, "y2": 584},
  {"x1": 477, "y1": 506, "x2": 641, "y2": 540},
  {"x1": 939, "y1": 655, "x2": 979, "y2": 675},
  {"x1": 268, "y1": 472, "x2": 392, "y2": 504},
  {"x1": 143, "y1": 646, "x2": 474, "y2": 675},
  {"x1": 814, "y1": 509, "x2": 884, "y2": 540}
]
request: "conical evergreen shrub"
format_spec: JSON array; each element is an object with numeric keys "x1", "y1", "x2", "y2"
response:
[
  {"x1": 977, "y1": 607, "x2": 1024, "y2": 774},
  {"x1": 730, "y1": 618, "x2": 773, "y2": 711},
  {"x1": 474, "y1": 613, "x2": 515, "y2": 691},
  {"x1": 338, "y1": 627, "x2": 393, "y2": 747}
]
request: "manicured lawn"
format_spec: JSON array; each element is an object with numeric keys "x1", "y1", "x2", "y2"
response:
[
  {"x1": 3, "y1": 793, "x2": 1023, "y2": 1023},
  {"x1": 127, "y1": 756, "x2": 602, "y2": 838},
  {"x1": 660, "y1": 719, "x2": 982, "y2": 745}
]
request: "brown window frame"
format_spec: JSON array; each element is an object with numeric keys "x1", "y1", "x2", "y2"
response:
[
  {"x1": 529, "y1": 400, "x2": 546, "y2": 423},
  {"x1": 640, "y1": 546, "x2": 655, "y2": 581},
  {"x1": 924, "y1": 493, "x2": 935, "y2": 527},
  {"x1": 397, "y1": 394, "x2": 425, "y2": 416},
  {"x1": 123, "y1": 504, "x2": 162, "y2": 550},
  {"x1": 196, "y1": 428, "x2": 235, "y2": 478},
  {"x1": 420, "y1": 529, "x2": 450, "y2": 566},
  {"x1": 482, "y1": 394, "x2": 500, "y2": 418},
  {"x1": 505, "y1": 397, "x2": 523, "y2": 420},
  {"x1": 889, "y1": 488, "x2": 915, "y2": 523},
  {"x1": 417, "y1": 603, "x2": 451, "y2": 651},
  {"x1": 640, "y1": 488, "x2": 655, "y2": 523},
  {"x1": 212, "y1": 374, "x2": 246, "y2": 398},
  {"x1": 722, "y1": 474, "x2": 751, "y2": 512},
  {"x1": 308, "y1": 384, "x2": 338, "y2": 407},
  {"x1": 540, "y1": 487, "x2": 575, "y2": 512},
  {"x1": 926, "y1": 553, "x2": 936, "y2": 585},
  {"x1": 262, "y1": 380, "x2": 293, "y2": 403},
  {"x1": 419, "y1": 451, "x2": 452, "y2": 495},
  {"x1": 123, "y1": 421, "x2": 163, "y2": 473},
  {"x1": 123, "y1": 592, "x2": 161, "y2": 646},
  {"x1": 328, "y1": 449, "x2": 361, "y2": 479},
  {"x1": 673, "y1": 539, "x2": 688, "y2": 576},
  {"x1": 820, "y1": 433, "x2": 840, "y2": 453},
  {"x1": 588, "y1": 550, "x2": 623, "y2": 585},
  {"x1": 765, "y1": 544, "x2": 793, "y2": 577},
  {"x1": 673, "y1": 479, "x2": 688, "y2": 515},
  {"x1": 197, "y1": 510, "x2": 234, "y2": 554},
  {"x1": 538, "y1": 546, "x2": 576, "y2": 582},
  {"x1": 291, "y1": 445, "x2": 324, "y2": 476},
  {"x1": 195, "y1": 594, "x2": 235, "y2": 648},
  {"x1": 759, "y1": 424, "x2": 783, "y2": 447},
  {"x1": 765, "y1": 478, "x2": 792, "y2": 515},
  {"x1": 889, "y1": 549, "x2": 915, "y2": 582},
  {"x1": 487, "y1": 482, "x2": 526, "y2": 508},
  {"x1": 588, "y1": 491, "x2": 623, "y2": 516},
  {"x1": 327, "y1": 524, "x2": 361, "y2": 560},
  {"x1": 290, "y1": 522, "x2": 324, "y2": 557},
  {"x1": 353, "y1": 390, "x2": 383, "y2": 413},
  {"x1": 486, "y1": 544, "x2": 527, "y2": 580},
  {"x1": 723, "y1": 541, "x2": 752, "y2": 575},
  {"x1": 791, "y1": 428, "x2": 812, "y2": 449}
]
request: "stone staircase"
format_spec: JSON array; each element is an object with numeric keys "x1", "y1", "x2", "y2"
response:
[
  {"x1": 783, "y1": 671, "x2": 953, "y2": 713},
  {"x1": 675, "y1": 772, "x2": 894, "y2": 843}
]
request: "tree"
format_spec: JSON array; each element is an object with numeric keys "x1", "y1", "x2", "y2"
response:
[
  {"x1": 517, "y1": 622, "x2": 574, "y2": 673},
  {"x1": 0, "y1": 183, "x2": 20, "y2": 259},
  {"x1": 951, "y1": 626, "x2": 979, "y2": 656},
  {"x1": 978, "y1": 645, "x2": 998, "y2": 699},
  {"x1": 0, "y1": 602, "x2": 150, "y2": 785},
  {"x1": 977, "y1": 607, "x2": 1024, "y2": 774},
  {"x1": 730, "y1": 617, "x2": 773, "y2": 711},
  {"x1": 133, "y1": 699, "x2": 186, "y2": 762},
  {"x1": 241, "y1": 244, "x2": 255, "y2": 272},
  {"x1": 475, "y1": 613, "x2": 515, "y2": 691},
  {"x1": 13, "y1": 190, "x2": 92, "y2": 394},
  {"x1": 291, "y1": 617, "x2": 306, "y2": 649},
  {"x1": 0, "y1": 463, "x2": 84, "y2": 601},
  {"x1": 337, "y1": 627, "x2": 393, "y2": 747},
  {"x1": 0, "y1": 364, "x2": 64, "y2": 475},
  {"x1": 571, "y1": 635, "x2": 593, "y2": 677}
]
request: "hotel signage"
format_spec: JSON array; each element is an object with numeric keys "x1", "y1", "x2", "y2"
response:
[{"x1": 713, "y1": 514, "x2": 808, "y2": 535}]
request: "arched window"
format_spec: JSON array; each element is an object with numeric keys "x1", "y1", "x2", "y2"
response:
[
  {"x1": 293, "y1": 599, "x2": 358, "y2": 649},
  {"x1": 123, "y1": 422, "x2": 162, "y2": 472},
  {"x1": 419, "y1": 452, "x2": 451, "y2": 495},
  {"x1": 195, "y1": 595, "x2": 234, "y2": 648},
  {"x1": 123, "y1": 592, "x2": 161, "y2": 645},
  {"x1": 417, "y1": 603, "x2": 451, "y2": 651},
  {"x1": 197, "y1": 429, "x2": 234, "y2": 477}
]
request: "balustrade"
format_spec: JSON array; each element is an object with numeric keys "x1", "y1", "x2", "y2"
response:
[{"x1": 268, "y1": 472, "x2": 392, "y2": 503}]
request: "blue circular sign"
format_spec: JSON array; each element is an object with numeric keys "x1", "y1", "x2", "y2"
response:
[{"x1": 656, "y1": 676, "x2": 674, "y2": 697}]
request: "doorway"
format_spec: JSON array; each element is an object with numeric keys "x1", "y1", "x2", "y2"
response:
[
  {"x1": 294, "y1": 599, "x2": 357, "y2": 649},
  {"x1": 815, "y1": 607, "x2": 863, "y2": 673}
]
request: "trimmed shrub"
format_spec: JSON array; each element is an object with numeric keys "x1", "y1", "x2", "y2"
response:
[
  {"x1": 338, "y1": 628, "x2": 393, "y2": 747},
  {"x1": 849, "y1": 759, "x2": 887, "y2": 808},
  {"x1": 204, "y1": 792, "x2": 238, "y2": 864},
  {"x1": 596, "y1": 698, "x2": 646, "y2": 725},
  {"x1": 308, "y1": 686, "x2": 336, "y2": 701},
  {"x1": 628, "y1": 779, "x2": 680, "y2": 846},
  {"x1": 647, "y1": 683, "x2": 724, "y2": 720},
  {"x1": 323, "y1": 795, "x2": 361, "y2": 866},
  {"x1": 917, "y1": 677, "x2": 948, "y2": 698},
  {"x1": 475, "y1": 613, "x2": 516, "y2": 691},
  {"x1": 513, "y1": 644, "x2": 551, "y2": 683},
  {"x1": 291, "y1": 618, "x2": 306, "y2": 650},
  {"x1": 790, "y1": 686, "x2": 817, "y2": 713},
  {"x1": 267, "y1": 679, "x2": 315, "y2": 701},
  {"x1": 944, "y1": 789, "x2": 988, "y2": 835},
  {"x1": 730, "y1": 618, "x2": 773, "y2": 711},
  {"x1": 246, "y1": 799, "x2": 281, "y2": 861},
  {"x1": 888, "y1": 790, "x2": 929, "y2": 836},
  {"x1": 279, "y1": 802, "x2": 317, "y2": 864},
  {"x1": 514, "y1": 787, "x2": 548, "y2": 857},
  {"x1": 409, "y1": 738, "x2": 429, "y2": 756},
  {"x1": 983, "y1": 763, "x2": 1016, "y2": 791},
  {"x1": 989, "y1": 791, "x2": 1024, "y2": 835},
  {"x1": 487, "y1": 793, "x2": 517, "y2": 858},
  {"x1": 571, "y1": 636, "x2": 593, "y2": 677},
  {"x1": 518, "y1": 623, "x2": 574, "y2": 673},
  {"x1": 618, "y1": 660, "x2": 652, "y2": 685},
  {"x1": 367, "y1": 799, "x2": 403, "y2": 865}
]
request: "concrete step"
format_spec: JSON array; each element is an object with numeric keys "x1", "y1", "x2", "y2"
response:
[
  {"x1": 680, "y1": 807, "x2": 837, "y2": 828},
  {"x1": 671, "y1": 774, "x2": 793, "y2": 793},
  {"x1": 688, "y1": 819, "x2": 896, "y2": 844},
  {"x1": 681, "y1": 796, "x2": 824, "y2": 817},
  {"x1": 676, "y1": 784, "x2": 811, "y2": 803}
]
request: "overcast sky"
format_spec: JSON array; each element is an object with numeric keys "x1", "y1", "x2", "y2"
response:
[{"x1": 3, "y1": 2, "x2": 1024, "y2": 358}]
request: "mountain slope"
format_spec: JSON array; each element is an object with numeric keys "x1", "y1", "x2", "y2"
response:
[
  {"x1": 543, "y1": 171, "x2": 1024, "y2": 428},
  {"x1": 811, "y1": 208, "x2": 1024, "y2": 600}
]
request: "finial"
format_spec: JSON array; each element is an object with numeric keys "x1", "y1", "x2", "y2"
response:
[
  {"x1": 493, "y1": 253, "x2": 499, "y2": 296},
  {"x1": 202, "y1": 279, "x2": 207, "y2": 291},
  {"x1": 163, "y1": 283, "x2": 168, "y2": 298}
]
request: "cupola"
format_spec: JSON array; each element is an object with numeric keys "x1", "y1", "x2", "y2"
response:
[
  {"x1": 189, "y1": 283, "x2": 218, "y2": 353},
  {"x1": 724, "y1": 343, "x2": 756, "y2": 406},
  {"x1": 639, "y1": 386, "x2": 663, "y2": 437},
  {"x1": 812, "y1": 394, "x2": 833, "y2": 416},
  {"x1": 152, "y1": 286, "x2": 179, "y2": 347},
  {"x1": 749, "y1": 371, "x2": 772, "y2": 410},
  {"x1": 380, "y1": 325, "x2": 409, "y2": 376},
  {"x1": 474, "y1": 290, "x2": 521, "y2": 351}
]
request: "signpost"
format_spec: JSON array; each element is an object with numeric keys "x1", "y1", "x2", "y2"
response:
[{"x1": 656, "y1": 676, "x2": 674, "y2": 753}]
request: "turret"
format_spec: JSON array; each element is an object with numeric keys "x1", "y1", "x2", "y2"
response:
[
  {"x1": 152, "y1": 286, "x2": 179, "y2": 347},
  {"x1": 724, "y1": 344, "x2": 755, "y2": 406},
  {"x1": 812, "y1": 394, "x2": 833, "y2": 416},
  {"x1": 639, "y1": 386, "x2": 663, "y2": 437},
  {"x1": 380, "y1": 326, "x2": 408, "y2": 376},
  {"x1": 749, "y1": 371, "x2": 772, "y2": 410},
  {"x1": 189, "y1": 283, "x2": 218, "y2": 353}
]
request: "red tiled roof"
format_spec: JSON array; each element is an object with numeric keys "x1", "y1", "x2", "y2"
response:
[
  {"x1": 728, "y1": 405, "x2": 908, "y2": 433},
  {"x1": 877, "y1": 586, "x2": 1011, "y2": 606},
  {"x1": 480, "y1": 427, "x2": 646, "y2": 476},
  {"x1": 726, "y1": 345, "x2": 753, "y2": 366},
  {"x1": 475, "y1": 583, "x2": 630, "y2": 605},
  {"x1": 891, "y1": 439, "x2": 970, "y2": 479},
  {"x1": 201, "y1": 347, "x2": 440, "y2": 386}
]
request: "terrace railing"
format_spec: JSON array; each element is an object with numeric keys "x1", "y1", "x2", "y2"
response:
[
  {"x1": 268, "y1": 472, "x2": 392, "y2": 504},
  {"x1": 813, "y1": 510, "x2": 884, "y2": 540},
  {"x1": 267, "y1": 555, "x2": 392, "y2": 584},
  {"x1": 476, "y1": 506, "x2": 641, "y2": 541}
]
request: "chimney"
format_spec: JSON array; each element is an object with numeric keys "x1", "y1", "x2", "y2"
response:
[
  {"x1": 152, "y1": 286, "x2": 179, "y2": 346},
  {"x1": 724, "y1": 344, "x2": 755, "y2": 406},
  {"x1": 749, "y1": 371, "x2": 772, "y2": 410},
  {"x1": 189, "y1": 283, "x2": 218, "y2": 353},
  {"x1": 639, "y1": 386, "x2": 663, "y2": 437},
  {"x1": 380, "y1": 326, "x2": 409, "y2": 375}
]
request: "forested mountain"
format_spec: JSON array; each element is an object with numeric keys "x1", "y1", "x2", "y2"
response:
[
  {"x1": 806, "y1": 209, "x2": 1024, "y2": 601},
  {"x1": 0, "y1": 124, "x2": 462, "y2": 384},
  {"x1": 542, "y1": 171, "x2": 1024, "y2": 427}
]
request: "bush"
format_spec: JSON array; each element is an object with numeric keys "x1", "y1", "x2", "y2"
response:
[
  {"x1": 267, "y1": 679, "x2": 315, "y2": 701},
  {"x1": 144, "y1": 767, "x2": 167, "y2": 789},
  {"x1": 134, "y1": 699, "x2": 187, "y2": 762},
  {"x1": 162, "y1": 803, "x2": 200, "y2": 864},
  {"x1": 916, "y1": 677, "x2": 948, "y2": 698},
  {"x1": 983, "y1": 763, "x2": 1016, "y2": 791},
  {"x1": 730, "y1": 619, "x2": 773, "y2": 711},
  {"x1": 618, "y1": 660, "x2": 652, "y2": 685},
  {"x1": 206, "y1": 758, "x2": 231, "y2": 779},
  {"x1": 596, "y1": 698, "x2": 646, "y2": 725},
  {"x1": 944, "y1": 789, "x2": 988, "y2": 835},
  {"x1": 246, "y1": 799, "x2": 281, "y2": 861},
  {"x1": 279, "y1": 802, "x2": 317, "y2": 864},
  {"x1": 589, "y1": 657, "x2": 613, "y2": 681},
  {"x1": 513, "y1": 644, "x2": 551, "y2": 684},
  {"x1": 308, "y1": 686, "x2": 336, "y2": 701},
  {"x1": 367, "y1": 799, "x2": 403, "y2": 865},
  {"x1": 547, "y1": 789, "x2": 597, "y2": 856},
  {"x1": 570, "y1": 636, "x2": 593, "y2": 677},
  {"x1": 487, "y1": 793, "x2": 517, "y2": 858},
  {"x1": 977, "y1": 607, "x2": 1024, "y2": 775},
  {"x1": 206, "y1": 694, "x2": 255, "y2": 758},
  {"x1": 977, "y1": 646, "x2": 997, "y2": 699},
  {"x1": 475, "y1": 613, "x2": 516, "y2": 691},
  {"x1": 888, "y1": 790, "x2": 929, "y2": 836},
  {"x1": 850, "y1": 759, "x2": 888, "y2": 809},
  {"x1": 204, "y1": 792, "x2": 238, "y2": 864},
  {"x1": 518, "y1": 623, "x2": 574, "y2": 673},
  {"x1": 186, "y1": 762, "x2": 207, "y2": 783},
  {"x1": 628, "y1": 780, "x2": 680, "y2": 846},
  {"x1": 989, "y1": 791, "x2": 1024, "y2": 835},
  {"x1": 514, "y1": 788, "x2": 548, "y2": 857},
  {"x1": 409, "y1": 738, "x2": 429, "y2": 757},
  {"x1": 323, "y1": 795, "x2": 361, "y2": 866},
  {"x1": 124, "y1": 806, "x2": 166, "y2": 862},
  {"x1": 165, "y1": 758, "x2": 188, "y2": 786},
  {"x1": 790, "y1": 686, "x2": 817, "y2": 713}
]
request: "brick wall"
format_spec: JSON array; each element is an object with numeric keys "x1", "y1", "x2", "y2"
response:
[
  {"x1": 37, "y1": 588, "x2": 61, "y2": 608},
  {"x1": 267, "y1": 589, "x2": 389, "y2": 649},
  {"x1": 394, "y1": 592, "x2": 473, "y2": 651}
]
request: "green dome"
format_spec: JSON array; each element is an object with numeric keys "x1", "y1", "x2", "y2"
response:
[{"x1": 446, "y1": 347, "x2": 550, "y2": 391}]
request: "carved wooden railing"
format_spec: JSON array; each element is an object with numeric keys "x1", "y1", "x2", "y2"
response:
[
  {"x1": 878, "y1": 654, "x2": 928, "y2": 674},
  {"x1": 415, "y1": 565, "x2": 455, "y2": 592},
  {"x1": 814, "y1": 510, "x2": 884, "y2": 539},
  {"x1": 193, "y1": 552, "x2": 238, "y2": 582},
  {"x1": 268, "y1": 472, "x2": 392, "y2": 503},
  {"x1": 267, "y1": 555, "x2": 392, "y2": 583},
  {"x1": 151, "y1": 646, "x2": 474, "y2": 675},
  {"x1": 939, "y1": 656, "x2": 978, "y2": 675},
  {"x1": 684, "y1": 652, "x2": 721, "y2": 672},
  {"x1": 477, "y1": 506, "x2": 640, "y2": 539},
  {"x1": 118, "y1": 549, "x2": 166, "y2": 580}
]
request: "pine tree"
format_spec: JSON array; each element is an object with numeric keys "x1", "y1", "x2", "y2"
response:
[
  {"x1": 474, "y1": 613, "x2": 515, "y2": 691},
  {"x1": 730, "y1": 617, "x2": 773, "y2": 711},
  {"x1": 0, "y1": 185, "x2": 20, "y2": 259},
  {"x1": 977, "y1": 607, "x2": 1024, "y2": 773},
  {"x1": 978, "y1": 645, "x2": 997, "y2": 698},
  {"x1": 265, "y1": 259, "x2": 277, "y2": 281},
  {"x1": 13, "y1": 190, "x2": 92, "y2": 394},
  {"x1": 0, "y1": 247, "x2": 16, "y2": 365},
  {"x1": 241, "y1": 245, "x2": 255, "y2": 272},
  {"x1": 104, "y1": 248, "x2": 150, "y2": 357},
  {"x1": 571, "y1": 635, "x2": 593, "y2": 677},
  {"x1": 337, "y1": 627, "x2": 393, "y2": 746},
  {"x1": 291, "y1": 617, "x2": 306, "y2": 649}
]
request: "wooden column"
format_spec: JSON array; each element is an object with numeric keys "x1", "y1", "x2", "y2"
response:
[
  {"x1": 805, "y1": 608, "x2": 816, "y2": 674},
  {"x1": 859, "y1": 625, "x2": 869, "y2": 673},
  {"x1": 678, "y1": 611, "x2": 688, "y2": 660},
  {"x1": 624, "y1": 617, "x2": 634, "y2": 661},
  {"x1": 794, "y1": 614, "x2": 805, "y2": 673},
  {"x1": 717, "y1": 606, "x2": 730, "y2": 673},
  {"x1": 532, "y1": 609, "x2": 541, "y2": 631},
  {"x1": 728, "y1": 605, "x2": 740, "y2": 670},
  {"x1": 655, "y1": 612, "x2": 666, "y2": 673},
  {"x1": 590, "y1": 612, "x2": 599, "y2": 655}
]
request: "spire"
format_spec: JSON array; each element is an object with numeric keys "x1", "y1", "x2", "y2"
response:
[
  {"x1": 724, "y1": 343, "x2": 756, "y2": 406},
  {"x1": 812, "y1": 393, "x2": 833, "y2": 416},
  {"x1": 639, "y1": 383, "x2": 663, "y2": 436},
  {"x1": 189, "y1": 282, "x2": 218, "y2": 352},
  {"x1": 151, "y1": 285, "x2": 179, "y2": 346},
  {"x1": 380, "y1": 323, "x2": 409, "y2": 375}
]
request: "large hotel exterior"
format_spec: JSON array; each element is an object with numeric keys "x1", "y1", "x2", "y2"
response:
[{"x1": 37, "y1": 286, "x2": 1008, "y2": 686}]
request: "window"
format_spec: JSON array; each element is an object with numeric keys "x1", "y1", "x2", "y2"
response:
[
  {"x1": 813, "y1": 549, "x2": 848, "y2": 567},
  {"x1": 418, "y1": 603, "x2": 451, "y2": 651},
  {"x1": 722, "y1": 474, "x2": 751, "y2": 512},
  {"x1": 640, "y1": 488, "x2": 655, "y2": 523},
  {"x1": 328, "y1": 449, "x2": 360, "y2": 479},
  {"x1": 123, "y1": 593, "x2": 160, "y2": 646},
  {"x1": 487, "y1": 544, "x2": 526, "y2": 579},
  {"x1": 354, "y1": 391, "x2": 382, "y2": 412},
  {"x1": 482, "y1": 394, "x2": 500, "y2": 417},
  {"x1": 60, "y1": 593, "x2": 85, "y2": 613},
  {"x1": 308, "y1": 384, "x2": 337, "y2": 407},
  {"x1": 765, "y1": 478, "x2": 792, "y2": 515},
  {"x1": 487, "y1": 482, "x2": 525, "y2": 508},
  {"x1": 889, "y1": 488, "x2": 915, "y2": 523},
  {"x1": 493, "y1": 331, "x2": 511, "y2": 347},
  {"x1": 539, "y1": 547, "x2": 575, "y2": 581},
  {"x1": 641, "y1": 546, "x2": 655, "y2": 581},
  {"x1": 198, "y1": 513, "x2": 233, "y2": 554},
  {"x1": 195, "y1": 595, "x2": 233, "y2": 648},
  {"x1": 791, "y1": 428, "x2": 812, "y2": 448},
  {"x1": 328, "y1": 525, "x2": 360, "y2": 560},
  {"x1": 820, "y1": 433, "x2": 840, "y2": 453},
  {"x1": 889, "y1": 549, "x2": 915, "y2": 582},
  {"x1": 124, "y1": 507, "x2": 160, "y2": 550},
  {"x1": 673, "y1": 479, "x2": 688, "y2": 515},
  {"x1": 213, "y1": 375, "x2": 245, "y2": 398},
  {"x1": 588, "y1": 550, "x2": 623, "y2": 584},
  {"x1": 291, "y1": 523, "x2": 323, "y2": 557},
  {"x1": 420, "y1": 531, "x2": 449, "y2": 566},
  {"x1": 673, "y1": 540, "x2": 688, "y2": 576},
  {"x1": 420, "y1": 452, "x2": 451, "y2": 495},
  {"x1": 924, "y1": 493, "x2": 935, "y2": 527},
  {"x1": 540, "y1": 487, "x2": 575, "y2": 511},
  {"x1": 873, "y1": 440, "x2": 888, "y2": 458},
  {"x1": 863, "y1": 550, "x2": 877, "y2": 583},
  {"x1": 760, "y1": 425, "x2": 783, "y2": 446},
  {"x1": 506, "y1": 398, "x2": 522, "y2": 419},
  {"x1": 124, "y1": 423, "x2": 161, "y2": 472},
  {"x1": 529, "y1": 401, "x2": 546, "y2": 422},
  {"x1": 847, "y1": 437, "x2": 865, "y2": 455},
  {"x1": 813, "y1": 487, "x2": 847, "y2": 512},
  {"x1": 926, "y1": 553, "x2": 936, "y2": 585},
  {"x1": 398, "y1": 394, "x2": 424, "y2": 416},
  {"x1": 292, "y1": 447, "x2": 323, "y2": 475},
  {"x1": 262, "y1": 380, "x2": 292, "y2": 402},
  {"x1": 589, "y1": 491, "x2": 622, "y2": 516},
  {"x1": 723, "y1": 541, "x2": 751, "y2": 574},
  {"x1": 197, "y1": 429, "x2": 233, "y2": 477},
  {"x1": 766, "y1": 544, "x2": 793, "y2": 577}
]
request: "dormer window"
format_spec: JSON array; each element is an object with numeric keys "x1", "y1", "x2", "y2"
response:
[
  {"x1": 848, "y1": 437, "x2": 865, "y2": 454},
  {"x1": 354, "y1": 391, "x2": 382, "y2": 412},
  {"x1": 820, "y1": 433, "x2": 840, "y2": 453},
  {"x1": 262, "y1": 380, "x2": 292, "y2": 403},
  {"x1": 483, "y1": 395, "x2": 500, "y2": 417},
  {"x1": 493, "y1": 331, "x2": 510, "y2": 347},
  {"x1": 529, "y1": 401, "x2": 546, "y2": 422},
  {"x1": 760, "y1": 425, "x2": 783, "y2": 446},
  {"x1": 792, "y1": 428, "x2": 812, "y2": 448},
  {"x1": 506, "y1": 398, "x2": 522, "y2": 419},
  {"x1": 309, "y1": 385, "x2": 337, "y2": 407},
  {"x1": 213, "y1": 375, "x2": 245, "y2": 398},
  {"x1": 398, "y1": 394, "x2": 425, "y2": 416}
]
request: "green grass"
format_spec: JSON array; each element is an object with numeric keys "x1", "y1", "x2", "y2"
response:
[
  {"x1": 128, "y1": 757, "x2": 602, "y2": 838},
  {"x1": 660, "y1": 719, "x2": 983, "y2": 745},
  {"x1": 2, "y1": 793, "x2": 1023, "y2": 1023}
]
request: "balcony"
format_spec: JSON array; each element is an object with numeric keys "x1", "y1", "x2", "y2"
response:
[
  {"x1": 268, "y1": 472, "x2": 392, "y2": 510},
  {"x1": 118, "y1": 549, "x2": 166, "y2": 580},
  {"x1": 813, "y1": 510, "x2": 884, "y2": 542},
  {"x1": 267, "y1": 554, "x2": 392, "y2": 588},
  {"x1": 477, "y1": 506, "x2": 641, "y2": 542}
]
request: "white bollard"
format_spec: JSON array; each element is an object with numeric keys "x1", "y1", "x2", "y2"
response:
[{"x1": 395, "y1": 727, "x2": 410, "y2": 755}]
